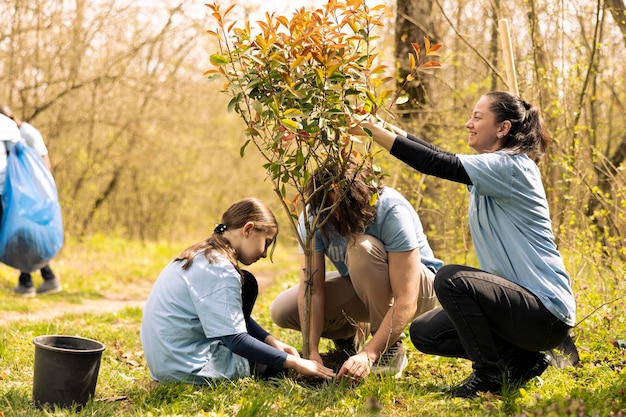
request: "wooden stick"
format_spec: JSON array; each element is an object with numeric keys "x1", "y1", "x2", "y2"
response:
[{"x1": 498, "y1": 18, "x2": 519, "y2": 96}]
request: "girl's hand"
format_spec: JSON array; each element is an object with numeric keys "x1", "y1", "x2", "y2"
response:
[
  {"x1": 288, "y1": 356, "x2": 336, "y2": 380},
  {"x1": 266, "y1": 337, "x2": 300, "y2": 357}
]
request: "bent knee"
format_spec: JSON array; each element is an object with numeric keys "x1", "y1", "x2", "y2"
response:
[
  {"x1": 409, "y1": 319, "x2": 431, "y2": 353},
  {"x1": 269, "y1": 297, "x2": 298, "y2": 329},
  {"x1": 433, "y1": 264, "x2": 468, "y2": 291},
  {"x1": 269, "y1": 299, "x2": 287, "y2": 327}
]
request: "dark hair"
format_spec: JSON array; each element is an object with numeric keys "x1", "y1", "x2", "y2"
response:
[
  {"x1": 175, "y1": 197, "x2": 278, "y2": 270},
  {"x1": 306, "y1": 155, "x2": 382, "y2": 243},
  {"x1": 484, "y1": 91, "x2": 550, "y2": 163}
]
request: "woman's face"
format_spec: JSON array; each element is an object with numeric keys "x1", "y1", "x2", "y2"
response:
[
  {"x1": 237, "y1": 227, "x2": 275, "y2": 266},
  {"x1": 465, "y1": 96, "x2": 507, "y2": 154}
]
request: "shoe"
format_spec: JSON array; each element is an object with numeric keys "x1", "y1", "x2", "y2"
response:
[
  {"x1": 370, "y1": 341, "x2": 408, "y2": 378},
  {"x1": 333, "y1": 337, "x2": 357, "y2": 356},
  {"x1": 36, "y1": 278, "x2": 62, "y2": 295},
  {"x1": 13, "y1": 284, "x2": 36, "y2": 297},
  {"x1": 547, "y1": 333, "x2": 579, "y2": 368},
  {"x1": 449, "y1": 370, "x2": 503, "y2": 398},
  {"x1": 509, "y1": 352, "x2": 551, "y2": 386}
]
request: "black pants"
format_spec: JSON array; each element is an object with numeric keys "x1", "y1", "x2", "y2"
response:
[
  {"x1": 19, "y1": 264, "x2": 56, "y2": 286},
  {"x1": 410, "y1": 264, "x2": 571, "y2": 372},
  {"x1": 240, "y1": 270, "x2": 285, "y2": 379},
  {"x1": 241, "y1": 269, "x2": 258, "y2": 321}
]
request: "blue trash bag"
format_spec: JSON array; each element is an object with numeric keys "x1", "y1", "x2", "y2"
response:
[{"x1": 0, "y1": 141, "x2": 64, "y2": 272}]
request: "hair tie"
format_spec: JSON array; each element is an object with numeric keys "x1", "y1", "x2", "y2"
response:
[{"x1": 214, "y1": 223, "x2": 227, "y2": 234}]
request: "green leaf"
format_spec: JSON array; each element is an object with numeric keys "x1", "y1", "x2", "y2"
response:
[
  {"x1": 284, "y1": 108, "x2": 304, "y2": 117},
  {"x1": 328, "y1": 72, "x2": 347, "y2": 82},
  {"x1": 240, "y1": 139, "x2": 251, "y2": 157},
  {"x1": 369, "y1": 191, "x2": 378, "y2": 206},
  {"x1": 210, "y1": 54, "x2": 230, "y2": 65},
  {"x1": 394, "y1": 95, "x2": 409, "y2": 105},
  {"x1": 227, "y1": 93, "x2": 243, "y2": 112},
  {"x1": 296, "y1": 149, "x2": 305, "y2": 166},
  {"x1": 280, "y1": 118, "x2": 301, "y2": 132}
]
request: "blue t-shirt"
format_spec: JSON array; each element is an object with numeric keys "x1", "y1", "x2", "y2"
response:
[
  {"x1": 458, "y1": 152, "x2": 576, "y2": 326},
  {"x1": 298, "y1": 186, "x2": 443, "y2": 276},
  {"x1": 140, "y1": 252, "x2": 250, "y2": 383}
]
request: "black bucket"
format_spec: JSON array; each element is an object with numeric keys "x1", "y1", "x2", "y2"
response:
[{"x1": 32, "y1": 335, "x2": 106, "y2": 409}]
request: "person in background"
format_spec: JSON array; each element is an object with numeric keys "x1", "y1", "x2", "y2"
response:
[
  {"x1": 141, "y1": 197, "x2": 336, "y2": 383},
  {"x1": 351, "y1": 91, "x2": 575, "y2": 398},
  {"x1": 270, "y1": 156, "x2": 443, "y2": 381},
  {"x1": 0, "y1": 105, "x2": 61, "y2": 296},
  {"x1": 0, "y1": 113, "x2": 21, "y2": 231}
]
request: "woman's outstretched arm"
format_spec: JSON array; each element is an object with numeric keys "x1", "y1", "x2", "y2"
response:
[{"x1": 352, "y1": 119, "x2": 471, "y2": 185}]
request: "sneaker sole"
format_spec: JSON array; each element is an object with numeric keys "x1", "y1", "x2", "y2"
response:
[
  {"x1": 371, "y1": 354, "x2": 408, "y2": 378},
  {"x1": 36, "y1": 286, "x2": 62, "y2": 295}
]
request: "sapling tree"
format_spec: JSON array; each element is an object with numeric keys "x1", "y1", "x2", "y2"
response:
[{"x1": 205, "y1": 0, "x2": 441, "y2": 359}]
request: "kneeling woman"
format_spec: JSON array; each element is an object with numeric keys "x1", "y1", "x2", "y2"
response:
[
  {"x1": 354, "y1": 92, "x2": 575, "y2": 398},
  {"x1": 141, "y1": 198, "x2": 335, "y2": 384}
]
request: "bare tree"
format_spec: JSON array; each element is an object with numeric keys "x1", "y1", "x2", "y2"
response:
[{"x1": 0, "y1": 0, "x2": 276, "y2": 240}]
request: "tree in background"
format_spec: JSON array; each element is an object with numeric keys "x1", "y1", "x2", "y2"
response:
[
  {"x1": 381, "y1": 0, "x2": 626, "y2": 328},
  {"x1": 1, "y1": 0, "x2": 623, "y2": 292},
  {"x1": 0, "y1": 0, "x2": 275, "y2": 241},
  {"x1": 394, "y1": 0, "x2": 440, "y2": 119}
]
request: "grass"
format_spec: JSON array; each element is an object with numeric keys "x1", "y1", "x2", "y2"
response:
[{"x1": 1, "y1": 236, "x2": 625, "y2": 416}]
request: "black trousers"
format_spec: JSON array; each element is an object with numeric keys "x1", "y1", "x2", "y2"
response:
[
  {"x1": 241, "y1": 269, "x2": 258, "y2": 321},
  {"x1": 240, "y1": 270, "x2": 285, "y2": 379},
  {"x1": 410, "y1": 264, "x2": 571, "y2": 372}
]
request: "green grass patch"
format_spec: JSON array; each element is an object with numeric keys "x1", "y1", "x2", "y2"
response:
[{"x1": 1, "y1": 236, "x2": 625, "y2": 416}]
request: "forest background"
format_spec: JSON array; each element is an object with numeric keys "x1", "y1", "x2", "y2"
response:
[
  {"x1": 2, "y1": 0, "x2": 626, "y2": 336},
  {"x1": 1, "y1": 0, "x2": 624, "y2": 253},
  {"x1": 1, "y1": 0, "x2": 625, "y2": 415},
  {"x1": 1, "y1": 0, "x2": 625, "y2": 322},
  {"x1": 0, "y1": 0, "x2": 624, "y2": 251}
]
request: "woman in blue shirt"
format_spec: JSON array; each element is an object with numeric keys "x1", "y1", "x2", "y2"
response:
[
  {"x1": 141, "y1": 198, "x2": 335, "y2": 384},
  {"x1": 353, "y1": 91, "x2": 575, "y2": 398}
]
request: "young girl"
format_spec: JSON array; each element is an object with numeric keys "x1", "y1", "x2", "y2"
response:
[
  {"x1": 141, "y1": 198, "x2": 336, "y2": 383},
  {"x1": 353, "y1": 91, "x2": 575, "y2": 397}
]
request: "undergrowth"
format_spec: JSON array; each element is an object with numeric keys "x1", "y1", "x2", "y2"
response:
[{"x1": 0, "y1": 236, "x2": 625, "y2": 416}]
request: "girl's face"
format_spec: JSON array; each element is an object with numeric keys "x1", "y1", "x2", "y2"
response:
[
  {"x1": 465, "y1": 96, "x2": 508, "y2": 154},
  {"x1": 237, "y1": 225, "x2": 276, "y2": 266}
]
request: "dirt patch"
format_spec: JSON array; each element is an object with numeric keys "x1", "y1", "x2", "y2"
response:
[{"x1": 1, "y1": 273, "x2": 275, "y2": 325}]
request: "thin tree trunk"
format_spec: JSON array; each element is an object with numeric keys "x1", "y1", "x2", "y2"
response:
[{"x1": 395, "y1": 0, "x2": 439, "y2": 120}]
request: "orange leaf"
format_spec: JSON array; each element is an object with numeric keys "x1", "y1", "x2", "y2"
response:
[
  {"x1": 224, "y1": 4, "x2": 236, "y2": 16},
  {"x1": 427, "y1": 43, "x2": 443, "y2": 56},
  {"x1": 420, "y1": 61, "x2": 441, "y2": 69},
  {"x1": 277, "y1": 16, "x2": 289, "y2": 27},
  {"x1": 409, "y1": 53, "x2": 416, "y2": 71},
  {"x1": 424, "y1": 37, "x2": 431, "y2": 52},
  {"x1": 411, "y1": 42, "x2": 421, "y2": 56}
]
